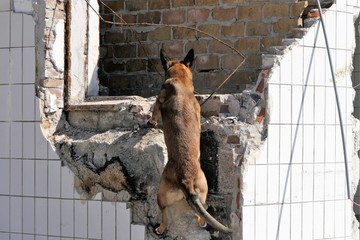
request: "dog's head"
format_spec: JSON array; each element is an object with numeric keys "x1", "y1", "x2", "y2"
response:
[{"x1": 160, "y1": 49, "x2": 194, "y2": 80}]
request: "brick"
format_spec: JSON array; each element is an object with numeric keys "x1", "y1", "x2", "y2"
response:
[
  {"x1": 138, "y1": 11, "x2": 161, "y2": 24},
  {"x1": 188, "y1": 9, "x2": 210, "y2": 23},
  {"x1": 209, "y1": 40, "x2": 234, "y2": 54},
  {"x1": 222, "y1": 22, "x2": 245, "y2": 37},
  {"x1": 125, "y1": 30, "x2": 147, "y2": 42},
  {"x1": 246, "y1": 22, "x2": 271, "y2": 36},
  {"x1": 221, "y1": 54, "x2": 243, "y2": 69},
  {"x1": 149, "y1": 0, "x2": 170, "y2": 10},
  {"x1": 125, "y1": 0, "x2": 148, "y2": 11},
  {"x1": 238, "y1": 5, "x2": 262, "y2": 20},
  {"x1": 198, "y1": 24, "x2": 221, "y2": 38},
  {"x1": 222, "y1": 0, "x2": 246, "y2": 3},
  {"x1": 115, "y1": 14, "x2": 136, "y2": 24},
  {"x1": 260, "y1": 37, "x2": 282, "y2": 52},
  {"x1": 163, "y1": 9, "x2": 186, "y2": 24},
  {"x1": 243, "y1": 54, "x2": 262, "y2": 68},
  {"x1": 102, "y1": 60, "x2": 125, "y2": 73},
  {"x1": 148, "y1": 59, "x2": 163, "y2": 73},
  {"x1": 126, "y1": 59, "x2": 147, "y2": 72},
  {"x1": 101, "y1": 0, "x2": 125, "y2": 13},
  {"x1": 172, "y1": 0, "x2": 194, "y2": 7},
  {"x1": 291, "y1": 2, "x2": 308, "y2": 17},
  {"x1": 162, "y1": 41, "x2": 185, "y2": 57},
  {"x1": 138, "y1": 43, "x2": 159, "y2": 58},
  {"x1": 213, "y1": 7, "x2": 236, "y2": 21},
  {"x1": 274, "y1": 18, "x2": 299, "y2": 34},
  {"x1": 173, "y1": 26, "x2": 197, "y2": 39},
  {"x1": 103, "y1": 31, "x2": 125, "y2": 44},
  {"x1": 234, "y1": 37, "x2": 259, "y2": 53},
  {"x1": 263, "y1": 3, "x2": 290, "y2": 18},
  {"x1": 195, "y1": 55, "x2": 219, "y2": 71},
  {"x1": 147, "y1": 27, "x2": 171, "y2": 41},
  {"x1": 113, "y1": 45, "x2": 136, "y2": 58},
  {"x1": 195, "y1": 0, "x2": 217, "y2": 6},
  {"x1": 186, "y1": 40, "x2": 208, "y2": 54}
]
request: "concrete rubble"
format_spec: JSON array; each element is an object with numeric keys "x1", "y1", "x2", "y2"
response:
[{"x1": 45, "y1": 71, "x2": 268, "y2": 239}]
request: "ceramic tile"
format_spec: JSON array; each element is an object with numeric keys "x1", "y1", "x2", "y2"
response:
[
  {"x1": 35, "y1": 198, "x2": 47, "y2": 235},
  {"x1": 334, "y1": 200, "x2": 345, "y2": 238},
  {"x1": 291, "y1": 124, "x2": 302, "y2": 164},
  {"x1": 116, "y1": 202, "x2": 130, "y2": 240},
  {"x1": 88, "y1": 201, "x2": 102, "y2": 239},
  {"x1": 23, "y1": 197, "x2": 35, "y2": 234},
  {"x1": 0, "y1": 159, "x2": 10, "y2": 194},
  {"x1": 23, "y1": 160, "x2": 35, "y2": 196},
  {"x1": 0, "y1": 12, "x2": 10, "y2": 48},
  {"x1": 10, "y1": 233, "x2": 22, "y2": 240},
  {"x1": 10, "y1": 48, "x2": 22, "y2": 84},
  {"x1": 267, "y1": 205, "x2": 278, "y2": 239},
  {"x1": 35, "y1": 160, "x2": 47, "y2": 197},
  {"x1": 324, "y1": 200, "x2": 335, "y2": 238},
  {"x1": 255, "y1": 165, "x2": 267, "y2": 204},
  {"x1": 335, "y1": 163, "x2": 346, "y2": 200},
  {"x1": 61, "y1": 166, "x2": 74, "y2": 198},
  {"x1": 0, "y1": 49, "x2": 10, "y2": 85},
  {"x1": 302, "y1": 202, "x2": 313, "y2": 240},
  {"x1": 324, "y1": 163, "x2": 336, "y2": 200},
  {"x1": 35, "y1": 123, "x2": 47, "y2": 159},
  {"x1": 0, "y1": 196, "x2": 10, "y2": 231},
  {"x1": 280, "y1": 85, "x2": 292, "y2": 124},
  {"x1": 291, "y1": 164, "x2": 302, "y2": 203},
  {"x1": 130, "y1": 225, "x2": 145, "y2": 240},
  {"x1": 314, "y1": 86, "x2": 325, "y2": 124},
  {"x1": 314, "y1": 163, "x2": 325, "y2": 201},
  {"x1": 325, "y1": 125, "x2": 336, "y2": 163},
  {"x1": 102, "y1": 202, "x2": 116, "y2": 240},
  {"x1": 277, "y1": 204, "x2": 290, "y2": 239},
  {"x1": 243, "y1": 165, "x2": 255, "y2": 205},
  {"x1": 303, "y1": 164, "x2": 314, "y2": 202},
  {"x1": 267, "y1": 165, "x2": 279, "y2": 204},
  {"x1": 0, "y1": 122, "x2": 10, "y2": 158},
  {"x1": 10, "y1": 122, "x2": 22, "y2": 158},
  {"x1": 23, "y1": 235, "x2": 34, "y2": 240},
  {"x1": 254, "y1": 205, "x2": 267, "y2": 240},
  {"x1": 75, "y1": 200, "x2": 88, "y2": 239},
  {"x1": 10, "y1": 84, "x2": 22, "y2": 120},
  {"x1": 48, "y1": 198, "x2": 60, "y2": 236},
  {"x1": 61, "y1": 200, "x2": 74, "y2": 237},
  {"x1": 280, "y1": 54, "x2": 291, "y2": 85},
  {"x1": 10, "y1": 12, "x2": 22, "y2": 47},
  {"x1": 10, "y1": 159, "x2": 22, "y2": 195},
  {"x1": 23, "y1": 15, "x2": 35, "y2": 47},
  {"x1": 268, "y1": 84, "x2": 280, "y2": 124},
  {"x1": 313, "y1": 201, "x2": 324, "y2": 239},
  {"x1": 10, "y1": 196, "x2": 22, "y2": 232},
  {"x1": 279, "y1": 125, "x2": 291, "y2": 164},
  {"x1": 302, "y1": 86, "x2": 314, "y2": 124},
  {"x1": 0, "y1": 0, "x2": 10, "y2": 11},
  {"x1": 290, "y1": 203, "x2": 302, "y2": 240},
  {"x1": 23, "y1": 84, "x2": 35, "y2": 121},
  {"x1": 303, "y1": 125, "x2": 314, "y2": 163},
  {"x1": 291, "y1": 46, "x2": 304, "y2": 85},
  {"x1": 242, "y1": 206, "x2": 255, "y2": 239},
  {"x1": 314, "y1": 48, "x2": 326, "y2": 86},
  {"x1": 291, "y1": 85, "x2": 303, "y2": 125},
  {"x1": 279, "y1": 165, "x2": 291, "y2": 203},
  {"x1": 303, "y1": 46, "x2": 315, "y2": 87},
  {"x1": 48, "y1": 160, "x2": 61, "y2": 198},
  {"x1": 23, "y1": 122, "x2": 35, "y2": 159},
  {"x1": 267, "y1": 124, "x2": 279, "y2": 164},
  {"x1": 0, "y1": 86, "x2": 10, "y2": 120},
  {"x1": 23, "y1": 47, "x2": 35, "y2": 83}
]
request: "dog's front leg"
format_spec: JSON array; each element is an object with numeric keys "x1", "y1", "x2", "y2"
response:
[{"x1": 148, "y1": 88, "x2": 166, "y2": 126}]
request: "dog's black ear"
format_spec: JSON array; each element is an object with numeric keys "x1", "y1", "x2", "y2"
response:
[
  {"x1": 160, "y1": 49, "x2": 170, "y2": 72},
  {"x1": 182, "y1": 49, "x2": 194, "y2": 68}
]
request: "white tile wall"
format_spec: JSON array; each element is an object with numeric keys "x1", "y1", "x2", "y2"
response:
[{"x1": 243, "y1": 3, "x2": 356, "y2": 240}]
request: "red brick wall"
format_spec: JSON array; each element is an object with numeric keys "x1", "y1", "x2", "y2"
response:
[{"x1": 99, "y1": 0, "x2": 304, "y2": 97}]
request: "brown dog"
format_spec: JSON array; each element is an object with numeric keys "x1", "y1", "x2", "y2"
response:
[{"x1": 148, "y1": 49, "x2": 232, "y2": 235}]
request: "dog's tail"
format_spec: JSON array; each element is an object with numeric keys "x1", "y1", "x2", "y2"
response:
[{"x1": 186, "y1": 194, "x2": 233, "y2": 234}]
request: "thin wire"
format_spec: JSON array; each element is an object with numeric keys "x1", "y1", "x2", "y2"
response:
[
  {"x1": 315, "y1": 0, "x2": 352, "y2": 202},
  {"x1": 84, "y1": 0, "x2": 246, "y2": 105}
]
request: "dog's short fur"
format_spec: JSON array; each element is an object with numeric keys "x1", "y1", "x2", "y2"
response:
[{"x1": 149, "y1": 49, "x2": 232, "y2": 235}]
